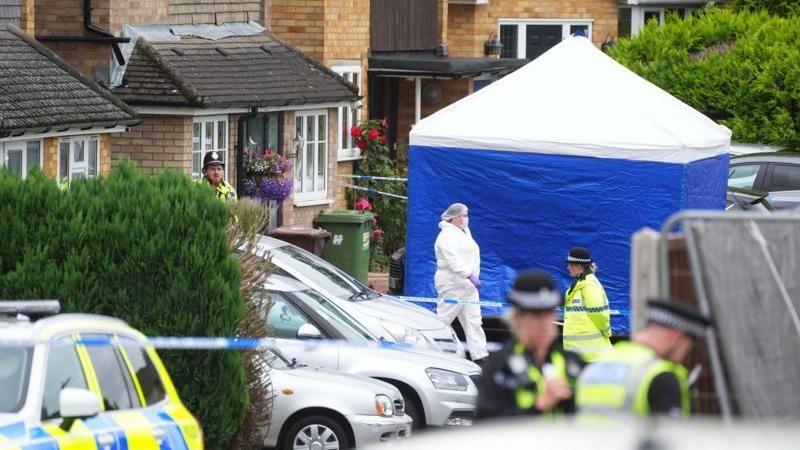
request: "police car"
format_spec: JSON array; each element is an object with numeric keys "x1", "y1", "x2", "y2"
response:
[{"x1": 0, "y1": 301, "x2": 203, "y2": 450}]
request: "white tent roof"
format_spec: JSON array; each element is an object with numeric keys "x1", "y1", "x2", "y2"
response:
[{"x1": 410, "y1": 36, "x2": 731, "y2": 164}]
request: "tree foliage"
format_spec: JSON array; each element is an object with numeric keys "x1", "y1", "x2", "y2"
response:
[
  {"x1": 0, "y1": 164, "x2": 247, "y2": 449},
  {"x1": 731, "y1": 0, "x2": 800, "y2": 17},
  {"x1": 608, "y1": 7, "x2": 800, "y2": 149}
]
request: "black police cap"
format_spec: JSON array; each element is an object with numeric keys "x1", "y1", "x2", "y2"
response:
[
  {"x1": 647, "y1": 299, "x2": 713, "y2": 338},
  {"x1": 567, "y1": 247, "x2": 592, "y2": 264},
  {"x1": 507, "y1": 270, "x2": 561, "y2": 312}
]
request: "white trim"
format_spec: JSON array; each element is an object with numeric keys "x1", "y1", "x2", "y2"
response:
[
  {"x1": 0, "y1": 126, "x2": 129, "y2": 143},
  {"x1": 624, "y1": 5, "x2": 699, "y2": 37},
  {"x1": 448, "y1": 0, "x2": 488, "y2": 4},
  {"x1": 0, "y1": 139, "x2": 43, "y2": 179},
  {"x1": 136, "y1": 102, "x2": 354, "y2": 117},
  {"x1": 57, "y1": 135, "x2": 101, "y2": 184},
  {"x1": 498, "y1": 19, "x2": 594, "y2": 59},
  {"x1": 294, "y1": 110, "x2": 329, "y2": 202},
  {"x1": 337, "y1": 152, "x2": 362, "y2": 162},
  {"x1": 293, "y1": 198, "x2": 333, "y2": 208},
  {"x1": 332, "y1": 64, "x2": 363, "y2": 161}
]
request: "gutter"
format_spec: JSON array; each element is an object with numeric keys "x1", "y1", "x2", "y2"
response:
[{"x1": 35, "y1": 0, "x2": 129, "y2": 65}]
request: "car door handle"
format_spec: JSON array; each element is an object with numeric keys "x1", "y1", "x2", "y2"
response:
[
  {"x1": 97, "y1": 432, "x2": 115, "y2": 447},
  {"x1": 153, "y1": 427, "x2": 166, "y2": 442}
]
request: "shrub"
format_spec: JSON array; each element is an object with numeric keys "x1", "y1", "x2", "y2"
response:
[
  {"x1": 607, "y1": 7, "x2": 800, "y2": 149},
  {"x1": 0, "y1": 163, "x2": 247, "y2": 449}
]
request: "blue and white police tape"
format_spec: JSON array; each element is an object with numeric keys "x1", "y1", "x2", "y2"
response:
[
  {"x1": 337, "y1": 182, "x2": 408, "y2": 200},
  {"x1": 337, "y1": 175, "x2": 407, "y2": 182},
  {"x1": 394, "y1": 295, "x2": 621, "y2": 315}
]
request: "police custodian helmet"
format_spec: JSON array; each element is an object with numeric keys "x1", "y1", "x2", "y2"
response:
[
  {"x1": 506, "y1": 270, "x2": 561, "y2": 312},
  {"x1": 202, "y1": 151, "x2": 224, "y2": 170}
]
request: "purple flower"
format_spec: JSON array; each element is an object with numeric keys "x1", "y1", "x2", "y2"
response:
[
  {"x1": 259, "y1": 177, "x2": 293, "y2": 202},
  {"x1": 242, "y1": 178, "x2": 258, "y2": 196}
]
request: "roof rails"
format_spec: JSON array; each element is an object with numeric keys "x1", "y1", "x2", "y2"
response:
[{"x1": 0, "y1": 300, "x2": 61, "y2": 320}]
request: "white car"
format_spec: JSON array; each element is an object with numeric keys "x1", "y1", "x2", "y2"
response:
[
  {"x1": 264, "y1": 275, "x2": 481, "y2": 429},
  {"x1": 256, "y1": 236, "x2": 465, "y2": 357},
  {"x1": 264, "y1": 346, "x2": 411, "y2": 450}
]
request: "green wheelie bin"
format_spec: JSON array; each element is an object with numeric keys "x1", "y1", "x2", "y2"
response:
[{"x1": 313, "y1": 210, "x2": 374, "y2": 283}]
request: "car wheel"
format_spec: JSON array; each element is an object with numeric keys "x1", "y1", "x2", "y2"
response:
[
  {"x1": 283, "y1": 415, "x2": 350, "y2": 450},
  {"x1": 401, "y1": 393, "x2": 424, "y2": 430}
]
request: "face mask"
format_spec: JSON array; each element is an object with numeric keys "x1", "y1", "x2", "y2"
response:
[{"x1": 461, "y1": 217, "x2": 469, "y2": 229}]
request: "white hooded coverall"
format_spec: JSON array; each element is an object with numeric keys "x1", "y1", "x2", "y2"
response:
[{"x1": 434, "y1": 220, "x2": 488, "y2": 360}]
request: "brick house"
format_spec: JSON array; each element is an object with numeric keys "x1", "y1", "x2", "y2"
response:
[
  {"x1": 0, "y1": 24, "x2": 138, "y2": 182},
  {"x1": 618, "y1": 1, "x2": 718, "y2": 38}
]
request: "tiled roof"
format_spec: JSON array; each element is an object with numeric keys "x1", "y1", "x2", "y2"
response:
[
  {"x1": 114, "y1": 31, "x2": 359, "y2": 108},
  {"x1": 0, "y1": 26, "x2": 138, "y2": 136}
]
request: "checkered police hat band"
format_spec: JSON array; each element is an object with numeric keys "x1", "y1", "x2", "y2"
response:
[
  {"x1": 508, "y1": 289, "x2": 561, "y2": 310},
  {"x1": 648, "y1": 309, "x2": 707, "y2": 338},
  {"x1": 567, "y1": 256, "x2": 591, "y2": 263}
]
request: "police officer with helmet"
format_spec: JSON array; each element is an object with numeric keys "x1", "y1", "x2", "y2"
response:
[
  {"x1": 575, "y1": 299, "x2": 712, "y2": 417},
  {"x1": 476, "y1": 270, "x2": 585, "y2": 419},
  {"x1": 202, "y1": 151, "x2": 237, "y2": 202},
  {"x1": 563, "y1": 246, "x2": 612, "y2": 361}
]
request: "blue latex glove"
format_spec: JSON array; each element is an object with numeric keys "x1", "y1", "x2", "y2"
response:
[{"x1": 468, "y1": 274, "x2": 481, "y2": 290}]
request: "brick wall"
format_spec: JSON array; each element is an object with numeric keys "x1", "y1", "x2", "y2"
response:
[
  {"x1": 111, "y1": 115, "x2": 192, "y2": 176},
  {"x1": 270, "y1": 0, "x2": 325, "y2": 61},
  {"x1": 20, "y1": 0, "x2": 34, "y2": 35},
  {"x1": 110, "y1": 0, "x2": 169, "y2": 34},
  {"x1": 279, "y1": 108, "x2": 339, "y2": 228},
  {"x1": 448, "y1": 0, "x2": 618, "y2": 57},
  {"x1": 170, "y1": 0, "x2": 264, "y2": 26},
  {"x1": 396, "y1": 78, "x2": 471, "y2": 145},
  {"x1": 42, "y1": 133, "x2": 113, "y2": 179}
]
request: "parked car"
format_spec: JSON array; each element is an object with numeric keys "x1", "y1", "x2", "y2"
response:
[
  {"x1": 728, "y1": 142, "x2": 783, "y2": 157},
  {"x1": 264, "y1": 345, "x2": 411, "y2": 450},
  {"x1": 728, "y1": 152, "x2": 800, "y2": 210},
  {"x1": 726, "y1": 187, "x2": 773, "y2": 212},
  {"x1": 262, "y1": 275, "x2": 481, "y2": 429},
  {"x1": 256, "y1": 236, "x2": 465, "y2": 357},
  {"x1": 0, "y1": 301, "x2": 202, "y2": 449}
]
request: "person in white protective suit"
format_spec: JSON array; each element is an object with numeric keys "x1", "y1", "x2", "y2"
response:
[{"x1": 434, "y1": 203, "x2": 489, "y2": 364}]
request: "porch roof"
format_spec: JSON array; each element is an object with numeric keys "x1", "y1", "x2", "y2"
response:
[{"x1": 368, "y1": 51, "x2": 526, "y2": 78}]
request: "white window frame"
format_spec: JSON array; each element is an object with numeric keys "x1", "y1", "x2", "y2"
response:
[
  {"x1": 627, "y1": 5, "x2": 698, "y2": 37},
  {"x1": 58, "y1": 135, "x2": 100, "y2": 184},
  {"x1": 1, "y1": 139, "x2": 43, "y2": 179},
  {"x1": 498, "y1": 19, "x2": 594, "y2": 59},
  {"x1": 192, "y1": 115, "x2": 229, "y2": 180},
  {"x1": 332, "y1": 64, "x2": 363, "y2": 162},
  {"x1": 294, "y1": 110, "x2": 328, "y2": 203}
]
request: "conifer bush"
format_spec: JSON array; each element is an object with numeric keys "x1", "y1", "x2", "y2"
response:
[{"x1": 0, "y1": 164, "x2": 247, "y2": 449}]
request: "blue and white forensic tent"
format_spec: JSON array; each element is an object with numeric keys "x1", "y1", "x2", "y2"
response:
[{"x1": 404, "y1": 36, "x2": 732, "y2": 334}]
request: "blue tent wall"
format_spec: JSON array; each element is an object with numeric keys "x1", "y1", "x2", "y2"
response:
[{"x1": 404, "y1": 146, "x2": 727, "y2": 335}]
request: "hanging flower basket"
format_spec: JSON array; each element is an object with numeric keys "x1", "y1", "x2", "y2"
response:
[{"x1": 243, "y1": 146, "x2": 294, "y2": 230}]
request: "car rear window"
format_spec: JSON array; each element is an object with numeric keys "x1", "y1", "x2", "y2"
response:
[
  {"x1": 769, "y1": 164, "x2": 800, "y2": 191},
  {"x1": 0, "y1": 346, "x2": 32, "y2": 414}
]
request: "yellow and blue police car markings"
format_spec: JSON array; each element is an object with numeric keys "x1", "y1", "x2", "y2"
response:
[
  {"x1": 83, "y1": 414, "x2": 128, "y2": 450},
  {"x1": 141, "y1": 410, "x2": 189, "y2": 450}
]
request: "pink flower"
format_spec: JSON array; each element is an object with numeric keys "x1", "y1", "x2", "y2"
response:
[
  {"x1": 380, "y1": 134, "x2": 387, "y2": 145},
  {"x1": 355, "y1": 197, "x2": 372, "y2": 211},
  {"x1": 370, "y1": 216, "x2": 378, "y2": 224},
  {"x1": 372, "y1": 229, "x2": 384, "y2": 239},
  {"x1": 380, "y1": 118, "x2": 387, "y2": 128},
  {"x1": 350, "y1": 125, "x2": 362, "y2": 137},
  {"x1": 368, "y1": 129, "x2": 380, "y2": 142},
  {"x1": 265, "y1": 149, "x2": 273, "y2": 156}
]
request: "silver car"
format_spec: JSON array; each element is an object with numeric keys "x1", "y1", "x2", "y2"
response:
[
  {"x1": 264, "y1": 346, "x2": 412, "y2": 449},
  {"x1": 264, "y1": 275, "x2": 481, "y2": 429},
  {"x1": 256, "y1": 235, "x2": 465, "y2": 358}
]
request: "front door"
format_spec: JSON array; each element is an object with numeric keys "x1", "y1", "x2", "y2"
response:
[{"x1": 526, "y1": 25, "x2": 562, "y2": 60}]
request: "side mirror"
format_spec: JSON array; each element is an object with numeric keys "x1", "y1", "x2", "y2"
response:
[
  {"x1": 296, "y1": 323, "x2": 322, "y2": 339},
  {"x1": 59, "y1": 388, "x2": 101, "y2": 431}
]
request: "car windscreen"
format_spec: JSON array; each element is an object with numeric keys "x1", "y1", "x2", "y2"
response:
[
  {"x1": 0, "y1": 346, "x2": 33, "y2": 413},
  {"x1": 270, "y1": 245, "x2": 379, "y2": 301},
  {"x1": 293, "y1": 290, "x2": 375, "y2": 343}
]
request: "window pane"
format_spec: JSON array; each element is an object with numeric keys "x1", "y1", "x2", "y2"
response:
[
  {"x1": 41, "y1": 340, "x2": 86, "y2": 420},
  {"x1": 728, "y1": 164, "x2": 761, "y2": 190},
  {"x1": 120, "y1": 339, "x2": 166, "y2": 405},
  {"x1": 217, "y1": 151, "x2": 226, "y2": 171},
  {"x1": 769, "y1": 165, "x2": 800, "y2": 191},
  {"x1": 193, "y1": 123, "x2": 201, "y2": 151},
  {"x1": 295, "y1": 117, "x2": 303, "y2": 192},
  {"x1": 267, "y1": 113, "x2": 279, "y2": 152},
  {"x1": 306, "y1": 115, "x2": 314, "y2": 143},
  {"x1": 246, "y1": 116, "x2": 265, "y2": 151},
  {"x1": 500, "y1": 24, "x2": 517, "y2": 58},
  {"x1": 317, "y1": 114, "x2": 326, "y2": 142},
  {"x1": 26, "y1": 141, "x2": 41, "y2": 173},
  {"x1": 73, "y1": 141, "x2": 84, "y2": 163},
  {"x1": 351, "y1": 107, "x2": 358, "y2": 149},
  {"x1": 193, "y1": 152, "x2": 201, "y2": 179},
  {"x1": 618, "y1": 8, "x2": 632, "y2": 38},
  {"x1": 217, "y1": 120, "x2": 227, "y2": 150},
  {"x1": 0, "y1": 346, "x2": 31, "y2": 414},
  {"x1": 570, "y1": 24, "x2": 588, "y2": 38},
  {"x1": 59, "y1": 142, "x2": 69, "y2": 182},
  {"x1": 84, "y1": 335, "x2": 138, "y2": 411},
  {"x1": 88, "y1": 140, "x2": 98, "y2": 177},
  {"x1": 304, "y1": 143, "x2": 314, "y2": 193},
  {"x1": 317, "y1": 142, "x2": 325, "y2": 191},
  {"x1": 339, "y1": 107, "x2": 347, "y2": 151},
  {"x1": 204, "y1": 122, "x2": 213, "y2": 150},
  {"x1": 7, "y1": 150, "x2": 22, "y2": 176},
  {"x1": 644, "y1": 10, "x2": 661, "y2": 25},
  {"x1": 265, "y1": 295, "x2": 311, "y2": 339}
]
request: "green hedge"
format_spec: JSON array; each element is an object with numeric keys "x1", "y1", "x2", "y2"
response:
[
  {"x1": 607, "y1": 7, "x2": 800, "y2": 149},
  {"x1": 0, "y1": 164, "x2": 247, "y2": 449},
  {"x1": 731, "y1": 0, "x2": 800, "y2": 17}
]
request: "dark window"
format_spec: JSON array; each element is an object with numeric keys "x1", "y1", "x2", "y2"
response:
[
  {"x1": 265, "y1": 293, "x2": 313, "y2": 339},
  {"x1": 244, "y1": 113, "x2": 282, "y2": 155},
  {"x1": 0, "y1": 346, "x2": 32, "y2": 414},
  {"x1": 570, "y1": 25, "x2": 588, "y2": 37},
  {"x1": 644, "y1": 10, "x2": 661, "y2": 26},
  {"x1": 769, "y1": 164, "x2": 800, "y2": 191},
  {"x1": 500, "y1": 24, "x2": 517, "y2": 58},
  {"x1": 84, "y1": 335, "x2": 139, "y2": 411},
  {"x1": 618, "y1": 8, "x2": 632, "y2": 38},
  {"x1": 42, "y1": 339, "x2": 87, "y2": 420},
  {"x1": 119, "y1": 338, "x2": 166, "y2": 406}
]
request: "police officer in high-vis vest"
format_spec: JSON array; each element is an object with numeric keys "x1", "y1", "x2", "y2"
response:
[
  {"x1": 564, "y1": 247, "x2": 612, "y2": 361},
  {"x1": 476, "y1": 270, "x2": 585, "y2": 419},
  {"x1": 202, "y1": 151, "x2": 237, "y2": 202},
  {"x1": 575, "y1": 299, "x2": 712, "y2": 418}
]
